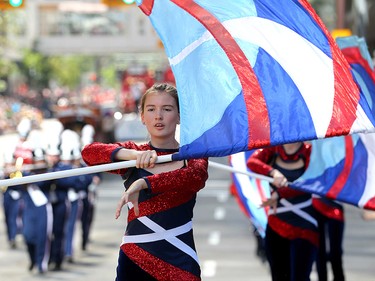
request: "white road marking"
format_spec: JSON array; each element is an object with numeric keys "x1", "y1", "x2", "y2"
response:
[
  {"x1": 214, "y1": 207, "x2": 226, "y2": 220},
  {"x1": 201, "y1": 260, "x2": 217, "y2": 278},
  {"x1": 208, "y1": 231, "x2": 221, "y2": 246}
]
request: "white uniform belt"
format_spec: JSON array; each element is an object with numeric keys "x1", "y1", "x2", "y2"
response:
[
  {"x1": 122, "y1": 203, "x2": 199, "y2": 263},
  {"x1": 276, "y1": 198, "x2": 317, "y2": 226},
  {"x1": 122, "y1": 221, "x2": 192, "y2": 244}
]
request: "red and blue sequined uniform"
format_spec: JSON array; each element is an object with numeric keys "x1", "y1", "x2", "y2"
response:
[
  {"x1": 81, "y1": 141, "x2": 208, "y2": 281},
  {"x1": 247, "y1": 143, "x2": 318, "y2": 281}
]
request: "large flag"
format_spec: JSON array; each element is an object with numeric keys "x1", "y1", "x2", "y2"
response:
[
  {"x1": 292, "y1": 36, "x2": 375, "y2": 210},
  {"x1": 137, "y1": 0, "x2": 375, "y2": 161},
  {"x1": 229, "y1": 151, "x2": 270, "y2": 237},
  {"x1": 293, "y1": 134, "x2": 375, "y2": 210},
  {"x1": 336, "y1": 36, "x2": 375, "y2": 111}
]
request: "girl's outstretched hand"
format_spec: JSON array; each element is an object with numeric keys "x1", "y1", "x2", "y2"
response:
[
  {"x1": 115, "y1": 178, "x2": 147, "y2": 218},
  {"x1": 260, "y1": 191, "x2": 279, "y2": 214}
]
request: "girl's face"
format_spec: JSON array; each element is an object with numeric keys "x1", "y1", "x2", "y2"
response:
[{"x1": 141, "y1": 92, "x2": 180, "y2": 142}]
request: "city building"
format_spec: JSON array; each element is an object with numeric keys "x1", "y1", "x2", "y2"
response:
[
  {"x1": 2, "y1": 0, "x2": 374, "y2": 59},
  {"x1": 0, "y1": 0, "x2": 374, "y2": 94},
  {"x1": 2, "y1": 0, "x2": 169, "y2": 71}
]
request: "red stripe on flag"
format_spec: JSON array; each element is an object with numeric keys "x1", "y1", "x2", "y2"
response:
[
  {"x1": 364, "y1": 197, "x2": 375, "y2": 211},
  {"x1": 139, "y1": 0, "x2": 154, "y2": 16},
  {"x1": 342, "y1": 47, "x2": 375, "y2": 83},
  {"x1": 171, "y1": 0, "x2": 271, "y2": 149},
  {"x1": 326, "y1": 135, "x2": 354, "y2": 199},
  {"x1": 299, "y1": 0, "x2": 360, "y2": 137}
]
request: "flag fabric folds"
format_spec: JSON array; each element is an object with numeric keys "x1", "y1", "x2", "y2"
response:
[
  {"x1": 293, "y1": 134, "x2": 375, "y2": 210},
  {"x1": 137, "y1": 0, "x2": 375, "y2": 161},
  {"x1": 292, "y1": 36, "x2": 375, "y2": 211},
  {"x1": 229, "y1": 151, "x2": 270, "y2": 237},
  {"x1": 336, "y1": 36, "x2": 375, "y2": 112}
]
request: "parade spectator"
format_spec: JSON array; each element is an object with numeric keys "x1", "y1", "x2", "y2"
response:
[{"x1": 0, "y1": 96, "x2": 42, "y2": 135}]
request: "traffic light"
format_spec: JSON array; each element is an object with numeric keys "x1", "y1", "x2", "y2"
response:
[
  {"x1": 101, "y1": 0, "x2": 136, "y2": 7},
  {"x1": 0, "y1": 0, "x2": 25, "y2": 10}
]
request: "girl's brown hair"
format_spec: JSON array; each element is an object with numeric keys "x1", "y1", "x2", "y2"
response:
[{"x1": 139, "y1": 83, "x2": 179, "y2": 113}]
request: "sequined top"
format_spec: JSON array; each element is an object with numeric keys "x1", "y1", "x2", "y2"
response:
[
  {"x1": 247, "y1": 143, "x2": 319, "y2": 246},
  {"x1": 81, "y1": 141, "x2": 209, "y2": 280}
]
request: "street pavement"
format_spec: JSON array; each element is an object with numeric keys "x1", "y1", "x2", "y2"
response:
[{"x1": 0, "y1": 146, "x2": 375, "y2": 280}]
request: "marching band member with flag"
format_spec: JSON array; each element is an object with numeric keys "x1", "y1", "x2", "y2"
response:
[
  {"x1": 82, "y1": 83, "x2": 209, "y2": 281},
  {"x1": 247, "y1": 142, "x2": 318, "y2": 281}
]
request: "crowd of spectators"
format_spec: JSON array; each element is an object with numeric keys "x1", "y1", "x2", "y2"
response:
[
  {"x1": 0, "y1": 95, "x2": 43, "y2": 135},
  {"x1": 0, "y1": 70, "x2": 168, "y2": 136}
]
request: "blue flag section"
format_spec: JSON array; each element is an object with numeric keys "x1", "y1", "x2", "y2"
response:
[
  {"x1": 336, "y1": 36, "x2": 375, "y2": 114},
  {"x1": 292, "y1": 36, "x2": 375, "y2": 211},
  {"x1": 229, "y1": 151, "x2": 270, "y2": 237},
  {"x1": 136, "y1": 0, "x2": 375, "y2": 161},
  {"x1": 293, "y1": 134, "x2": 375, "y2": 210}
]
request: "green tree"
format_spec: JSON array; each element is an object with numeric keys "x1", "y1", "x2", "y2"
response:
[
  {"x1": 19, "y1": 49, "x2": 52, "y2": 89},
  {"x1": 49, "y1": 55, "x2": 95, "y2": 90},
  {"x1": 101, "y1": 62, "x2": 120, "y2": 88},
  {"x1": 0, "y1": 57, "x2": 16, "y2": 78},
  {"x1": 17, "y1": 50, "x2": 98, "y2": 91}
]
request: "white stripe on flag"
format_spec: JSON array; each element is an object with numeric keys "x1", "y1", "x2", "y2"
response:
[{"x1": 169, "y1": 16, "x2": 335, "y2": 138}]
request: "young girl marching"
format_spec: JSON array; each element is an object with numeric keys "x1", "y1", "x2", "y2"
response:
[{"x1": 81, "y1": 83, "x2": 209, "y2": 281}]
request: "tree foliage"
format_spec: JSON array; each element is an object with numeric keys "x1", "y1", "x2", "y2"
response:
[
  {"x1": 49, "y1": 55, "x2": 95, "y2": 89},
  {"x1": 20, "y1": 49, "x2": 52, "y2": 89},
  {"x1": 17, "y1": 49, "x2": 99, "y2": 90}
]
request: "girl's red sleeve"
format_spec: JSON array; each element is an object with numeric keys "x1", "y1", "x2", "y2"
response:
[
  {"x1": 247, "y1": 147, "x2": 276, "y2": 176},
  {"x1": 246, "y1": 146, "x2": 310, "y2": 198},
  {"x1": 81, "y1": 141, "x2": 141, "y2": 175},
  {"x1": 145, "y1": 158, "x2": 209, "y2": 195}
]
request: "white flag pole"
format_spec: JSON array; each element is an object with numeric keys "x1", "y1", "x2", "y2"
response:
[
  {"x1": 208, "y1": 161, "x2": 273, "y2": 183},
  {"x1": 0, "y1": 156, "x2": 273, "y2": 187},
  {"x1": 0, "y1": 154, "x2": 173, "y2": 187}
]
